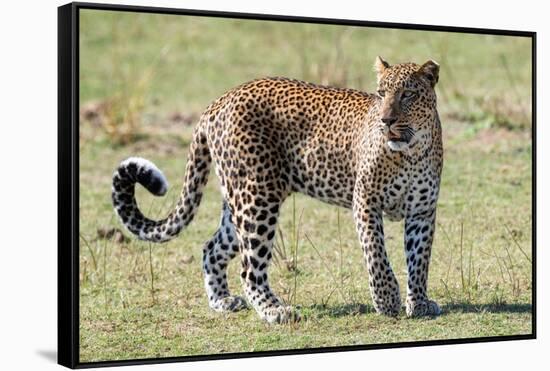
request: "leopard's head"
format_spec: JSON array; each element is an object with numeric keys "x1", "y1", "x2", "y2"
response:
[{"x1": 374, "y1": 56, "x2": 440, "y2": 152}]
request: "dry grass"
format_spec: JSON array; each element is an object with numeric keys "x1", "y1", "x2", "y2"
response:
[{"x1": 78, "y1": 120, "x2": 532, "y2": 362}]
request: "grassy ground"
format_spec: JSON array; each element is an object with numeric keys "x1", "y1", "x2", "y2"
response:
[{"x1": 78, "y1": 10, "x2": 533, "y2": 363}]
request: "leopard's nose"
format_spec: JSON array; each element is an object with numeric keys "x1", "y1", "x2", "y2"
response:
[{"x1": 381, "y1": 117, "x2": 398, "y2": 127}]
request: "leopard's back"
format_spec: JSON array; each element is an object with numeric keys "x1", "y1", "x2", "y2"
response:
[{"x1": 201, "y1": 77, "x2": 379, "y2": 207}]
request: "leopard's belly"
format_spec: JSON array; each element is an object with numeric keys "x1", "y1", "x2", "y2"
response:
[{"x1": 383, "y1": 197, "x2": 406, "y2": 221}]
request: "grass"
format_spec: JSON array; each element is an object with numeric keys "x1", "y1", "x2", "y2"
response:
[
  {"x1": 78, "y1": 9, "x2": 533, "y2": 363},
  {"x1": 79, "y1": 10, "x2": 532, "y2": 131}
]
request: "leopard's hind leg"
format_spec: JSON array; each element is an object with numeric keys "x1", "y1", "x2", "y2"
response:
[
  {"x1": 202, "y1": 202, "x2": 247, "y2": 312},
  {"x1": 230, "y1": 193, "x2": 300, "y2": 324}
]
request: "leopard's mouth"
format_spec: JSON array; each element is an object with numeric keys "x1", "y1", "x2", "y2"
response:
[
  {"x1": 384, "y1": 125, "x2": 415, "y2": 152},
  {"x1": 386, "y1": 125, "x2": 414, "y2": 143},
  {"x1": 387, "y1": 132, "x2": 406, "y2": 142}
]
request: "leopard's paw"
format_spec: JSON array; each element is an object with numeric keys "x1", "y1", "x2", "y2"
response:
[
  {"x1": 406, "y1": 299, "x2": 441, "y2": 317},
  {"x1": 373, "y1": 292, "x2": 401, "y2": 317},
  {"x1": 263, "y1": 305, "x2": 301, "y2": 324},
  {"x1": 210, "y1": 296, "x2": 248, "y2": 312}
]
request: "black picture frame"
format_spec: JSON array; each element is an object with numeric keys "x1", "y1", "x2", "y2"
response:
[{"x1": 58, "y1": 2, "x2": 537, "y2": 368}]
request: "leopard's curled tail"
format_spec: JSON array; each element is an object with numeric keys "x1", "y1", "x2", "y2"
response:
[{"x1": 111, "y1": 127, "x2": 211, "y2": 243}]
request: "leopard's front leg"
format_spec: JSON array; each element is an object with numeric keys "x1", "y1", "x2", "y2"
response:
[
  {"x1": 353, "y1": 184, "x2": 401, "y2": 316},
  {"x1": 403, "y1": 209, "x2": 441, "y2": 317}
]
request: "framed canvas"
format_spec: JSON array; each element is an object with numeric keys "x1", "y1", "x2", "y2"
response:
[{"x1": 58, "y1": 2, "x2": 536, "y2": 368}]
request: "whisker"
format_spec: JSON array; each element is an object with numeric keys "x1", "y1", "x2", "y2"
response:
[
  {"x1": 405, "y1": 127, "x2": 415, "y2": 139},
  {"x1": 402, "y1": 127, "x2": 415, "y2": 142}
]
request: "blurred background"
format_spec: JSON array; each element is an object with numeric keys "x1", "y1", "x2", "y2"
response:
[
  {"x1": 79, "y1": 10, "x2": 531, "y2": 144},
  {"x1": 78, "y1": 9, "x2": 532, "y2": 362}
]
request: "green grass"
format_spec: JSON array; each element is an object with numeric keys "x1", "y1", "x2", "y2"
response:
[
  {"x1": 79, "y1": 9, "x2": 532, "y2": 128},
  {"x1": 78, "y1": 9, "x2": 533, "y2": 363}
]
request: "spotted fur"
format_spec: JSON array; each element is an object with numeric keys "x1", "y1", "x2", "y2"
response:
[{"x1": 112, "y1": 57, "x2": 443, "y2": 323}]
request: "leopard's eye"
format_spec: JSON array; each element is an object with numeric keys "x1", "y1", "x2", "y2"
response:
[
  {"x1": 377, "y1": 90, "x2": 386, "y2": 98},
  {"x1": 402, "y1": 90, "x2": 417, "y2": 99}
]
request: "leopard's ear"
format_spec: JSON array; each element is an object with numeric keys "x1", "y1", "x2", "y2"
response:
[
  {"x1": 374, "y1": 56, "x2": 390, "y2": 81},
  {"x1": 418, "y1": 60, "x2": 440, "y2": 87}
]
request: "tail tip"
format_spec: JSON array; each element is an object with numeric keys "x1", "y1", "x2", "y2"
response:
[{"x1": 120, "y1": 157, "x2": 169, "y2": 196}]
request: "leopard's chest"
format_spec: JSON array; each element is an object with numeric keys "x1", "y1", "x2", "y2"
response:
[
  {"x1": 381, "y1": 166, "x2": 440, "y2": 222},
  {"x1": 382, "y1": 176, "x2": 408, "y2": 222}
]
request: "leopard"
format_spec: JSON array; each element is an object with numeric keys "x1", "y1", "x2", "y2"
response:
[{"x1": 111, "y1": 56, "x2": 443, "y2": 324}]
